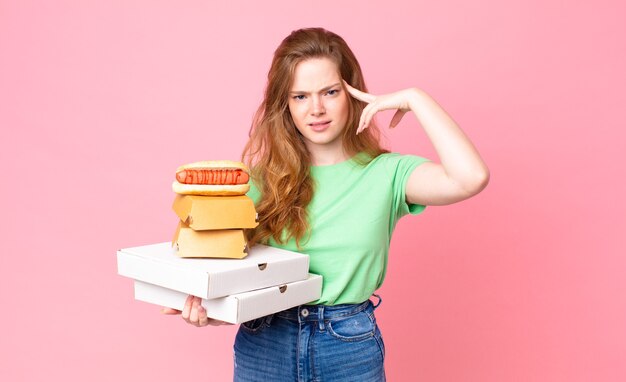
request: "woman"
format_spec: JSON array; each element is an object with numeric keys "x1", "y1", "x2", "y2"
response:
[{"x1": 165, "y1": 28, "x2": 489, "y2": 381}]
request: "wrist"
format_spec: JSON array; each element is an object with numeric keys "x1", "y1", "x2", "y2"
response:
[{"x1": 407, "y1": 88, "x2": 431, "y2": 112}]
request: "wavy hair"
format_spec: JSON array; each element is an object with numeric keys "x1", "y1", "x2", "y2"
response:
[{"x1": 242, "y1": 27, "x2": 388, "y2": 247}]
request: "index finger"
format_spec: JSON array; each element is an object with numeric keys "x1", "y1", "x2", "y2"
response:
[
  {"x1": 181, "y1": 294, "x2": 194, "y2": 320},
  {"x1": 343, "y1": 80, "x2": 376, "y2": 103}
]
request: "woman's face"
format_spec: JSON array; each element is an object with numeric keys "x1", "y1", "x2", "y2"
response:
[{"x1": 288, "y1": 57, "x2": 349, "y2": 155}]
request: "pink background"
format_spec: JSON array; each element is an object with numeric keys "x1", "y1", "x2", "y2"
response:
[{"x1": 1, "y1": 1, "x2": 624, "y2": 381}]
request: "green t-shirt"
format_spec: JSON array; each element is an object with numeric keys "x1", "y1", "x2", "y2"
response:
[{"x1": 247, "y1": 152, "x2": 429, "y2": 305}]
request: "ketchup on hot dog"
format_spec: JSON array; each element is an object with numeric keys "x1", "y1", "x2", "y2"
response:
[
  {"x1": 172, "y1": 160, "x2": 251, "y2": 196},
  {"x1": 176, "y1": 169, "x2": 249, "y2": 185}
]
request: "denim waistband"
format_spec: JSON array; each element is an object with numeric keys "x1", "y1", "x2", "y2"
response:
[{"x1": 276, "y1": 295, "x2": 381, "y2": 322}]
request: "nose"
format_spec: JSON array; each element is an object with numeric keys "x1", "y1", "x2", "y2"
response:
[{"x1": 310, "y1": 95, "x2": 326, "y2": 116}]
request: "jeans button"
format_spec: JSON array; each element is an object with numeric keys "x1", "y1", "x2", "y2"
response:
[{"x1": 301, "y1": 308, "x2": 309, "y2": 317}]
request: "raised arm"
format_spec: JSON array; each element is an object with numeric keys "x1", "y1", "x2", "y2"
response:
[{"x1": 345, "y1": 82, "x2": 489, "y2": 206}]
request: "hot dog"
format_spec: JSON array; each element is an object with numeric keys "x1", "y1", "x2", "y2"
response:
[
  {"x1": 172, "y1": 160, "x2": 250, "y2": 196},
  {"x1": 176, "y1": 168, "x2": 249, "y2": 185}
]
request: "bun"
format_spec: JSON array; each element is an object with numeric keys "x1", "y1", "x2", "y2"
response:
[{"x1": 172, "y1": 181, "x2": 250, "y2": 196}]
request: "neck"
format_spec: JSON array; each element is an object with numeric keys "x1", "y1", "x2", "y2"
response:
[{"x1": 307, "y1": 144, "x2": 350, "y2": 166}]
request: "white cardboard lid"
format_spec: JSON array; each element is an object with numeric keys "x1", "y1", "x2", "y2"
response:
[{"x1": 118, "y1": 242, "x2": 310, "y2": 299}]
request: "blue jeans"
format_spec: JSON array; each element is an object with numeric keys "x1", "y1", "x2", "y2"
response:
[{"x1": 233, "y1": 297, "x2": 386, "y2": 382}]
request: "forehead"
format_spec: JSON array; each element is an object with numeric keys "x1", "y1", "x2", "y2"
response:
[{"x1": 290, "y1": 58, "x2": 341, "y2": 91}]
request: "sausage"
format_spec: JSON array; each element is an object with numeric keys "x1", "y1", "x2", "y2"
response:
[{"x1": 176, "y1": 169, "x2": 249, "y2": 185}]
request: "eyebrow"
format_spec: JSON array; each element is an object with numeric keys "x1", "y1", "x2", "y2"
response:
[{"x1": 289, "y1": 83, "x2": 341, "y2": 95}]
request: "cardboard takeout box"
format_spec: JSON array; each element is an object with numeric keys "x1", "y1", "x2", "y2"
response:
[
  {"x1": 172, "y1": 194, "x2": 258, "y2": 230},
  {"x1": 134, "y1": 274, "x2": 323, "y2": 324},
  {"x1": 173, "y1": 223, "x2": 247, "y2": 258},
  {"x1": 117, "y1": 242, "x2": 310, "y2": 299}
]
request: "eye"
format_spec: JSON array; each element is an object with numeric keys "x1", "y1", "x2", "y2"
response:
[
  {"x1": 292, "y1": 94, "x2": 306, "y2": 101},
  {"x1": 327, "y1": 89, "x2": 338, "y2": 96}
]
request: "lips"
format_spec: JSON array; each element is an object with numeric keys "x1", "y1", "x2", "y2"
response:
[{"x1": 309, "y1": 120, "x2": 331, "y2": 132}]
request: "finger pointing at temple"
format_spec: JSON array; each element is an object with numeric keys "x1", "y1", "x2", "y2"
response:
[{"x1": 343, "y1": 81, "x2": 376, "y2": 103}]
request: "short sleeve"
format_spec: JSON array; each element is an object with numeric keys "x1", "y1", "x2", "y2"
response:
[
  {"x1": 246, "y1": 177, "x2": 261, "y2": 205},
  {"x1": 387, "y1": 153, "x2": 430, "y2": 226}
]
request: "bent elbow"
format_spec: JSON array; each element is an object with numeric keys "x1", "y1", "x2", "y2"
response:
[
  {"x1": 477, "y1": 168, "x2": 490, "y2": 192},
  {"x1": 462, "y1": 168, "x2": 490, "y2": 197}
]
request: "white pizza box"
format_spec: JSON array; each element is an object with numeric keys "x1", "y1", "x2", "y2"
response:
[
  {"x1": 134, "y1": 274, "x2": 323, "y2": 324},
  {"x1": 117, "y1": 242, "x2": 310, "y2": 299}
]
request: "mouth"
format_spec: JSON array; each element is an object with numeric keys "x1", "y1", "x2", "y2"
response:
[{"x1": 308, "y1": 120, "x2": 331, "y2": 132}]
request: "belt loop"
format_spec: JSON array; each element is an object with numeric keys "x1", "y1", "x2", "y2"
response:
[
  {"x1": 371, "y1": 294, "x2": 382, "y2": 309},
  {"x1": 318, "y1": 306, "x2": 325, "y2": 331},
  {"x1": 265, "y1": 313, "x2": 274, "y2": 326}
]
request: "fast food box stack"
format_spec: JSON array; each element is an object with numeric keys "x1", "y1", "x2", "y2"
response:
[
  {"x1": 171, "y1": 160, "x2": 258, "y2": 259},
  {"x1": 116, "y1": 160, "x2": 323, "y2": 324}
]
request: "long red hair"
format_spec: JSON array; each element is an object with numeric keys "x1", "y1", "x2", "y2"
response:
[{"x1": 242, "y1": 28, "x2": 387, "y2": 247}]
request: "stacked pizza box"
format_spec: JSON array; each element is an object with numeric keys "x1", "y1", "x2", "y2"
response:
[
  {"x1": 116, "y1": 161, "x2": 323, "y2": 324},
  {"x1": 117, "y1": 242, "x2": 322, "y2": 324}
]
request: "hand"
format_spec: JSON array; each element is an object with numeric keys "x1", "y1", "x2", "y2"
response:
[
  {"x1": 344, "y1": 81, "x2": 419, "y2": 134},
  {"x1": 160, "y1": 295, "x2": 231, "y2": 327}
]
